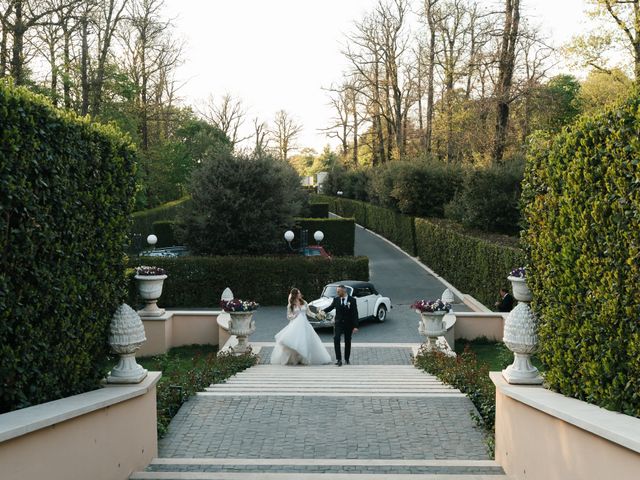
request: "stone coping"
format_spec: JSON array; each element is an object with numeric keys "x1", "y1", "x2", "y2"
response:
[
  {"x1": 0, "y1": 371, "x2": 161, "y2": 443},
  {"x1": 141, "y1": 310, "x2": 222, "y2": 322},
  {"x1": 490, "y1": 372, "x2": 640, "y2": 454},
  {"x1": 453, "y1": 311, "x2": 507, "y2": 318}
]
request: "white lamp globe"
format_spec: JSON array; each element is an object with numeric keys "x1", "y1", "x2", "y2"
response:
[
  {"x1": 146, "y1": 234, "x2": 158, "y2": 246},
  {"x1": 284, "y1": 230, "x2": 295, "y2": 243},
  {"x1": 314, "y1": 231, "x2": 324, "y2": 243}
]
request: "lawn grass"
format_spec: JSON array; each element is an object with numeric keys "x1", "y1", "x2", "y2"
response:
[{"x1": 455, "y1": 339, "x2": 544, "y2": 372}]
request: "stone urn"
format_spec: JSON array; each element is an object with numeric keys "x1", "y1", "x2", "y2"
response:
[
  {"x1": 228, "y1": 311, "x2": 256, "y2": 355},
  {"x1": 418, "y1": 312, "x2": 448, "y2": 352},
  {"x1": 135, "y1": 274, "x2": 167, "y2": 317},
  {"x1": 502, "y1": 275, "x2": 542, "y2": 384},
  {"x1": 107, "y1": 304, "x2": 148, "y2": 384}
]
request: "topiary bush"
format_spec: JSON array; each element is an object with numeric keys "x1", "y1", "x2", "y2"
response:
[
  {"x1": 152, "y1": 220, "x2": 180, "y2": 247},
  {"x1": 522, "y1": 94, "x2": 640, "y2": 417},
  {"x1": 132, "y1": 196, "x2": 191, "y2": 240},
  {"x1": 181, "y1": 151, "x2": 307, "y2": 255},
  {"x1": 0, "y1": 83, "x2": 137, "y2": 413},
  {"x1": 295, "y1": 218, "x2": 355, "y2": 256},
  {"x1": 127, "y1": 256, "x2": 369, "y2": 307}
]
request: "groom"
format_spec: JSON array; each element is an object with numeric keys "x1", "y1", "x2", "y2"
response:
[{"x1": 323, "y1": 285, "x2": 359, "y2": 366}]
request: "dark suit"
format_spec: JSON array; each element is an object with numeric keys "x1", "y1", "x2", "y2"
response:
[
  {"x1": 497, "y1": 292, "x2": 514, "y2": 312},
  {"x1": 323, "y1": 295, "x2": 359, "y2": 362}
]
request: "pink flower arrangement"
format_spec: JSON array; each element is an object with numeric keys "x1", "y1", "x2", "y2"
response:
[
  {"x1": 411, "y1": 299, "x2": 451, "y2": 313},
  {"x1": 220, "y1": 298, "x2": 259, "y2": 312}
]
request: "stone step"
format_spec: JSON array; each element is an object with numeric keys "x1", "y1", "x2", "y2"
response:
[
  {"x1": 198, "y1": 391, "x2": 465, "y2": 397},
  {"x1": 131, "y1": 458, "x2": 508, "y2": 479}
]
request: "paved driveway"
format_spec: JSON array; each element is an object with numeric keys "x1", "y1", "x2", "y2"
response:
[{"x1": 251, "y1": 225, "x2": 468, "y2": 343}]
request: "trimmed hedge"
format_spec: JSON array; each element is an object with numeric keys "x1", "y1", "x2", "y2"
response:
[
  {"x1": 0, "y1": 83, "x2": 137, "y2": 413},
  {"x1": 295, "y1": 218, "x2": 355, "y2": 256},
  {"x1": 128, "y1": 256, "x2": 369, "y2": 307},
  {"x1": 152, "y1": 220, "x2": 179, "y2": 247},
  {"x1": 414, "y1": 218, "x2": 525, "y2": 307},
  {"x1": 308, "y1": 202, "x2": 329, "y2": 218},
  {"x1": 313, "y1": 195, "x2": 524, "y2": 307},
  {"x1": 522, "y1": 94, "x2": 640, "y2": 417},
  {"x1": 131, "y1": 196, "x2": 190, "y2": 241}
]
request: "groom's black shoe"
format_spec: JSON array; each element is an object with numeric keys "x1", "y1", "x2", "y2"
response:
[
  {"x1": 345, "y1": 360, "x2": 350, "y2": 365},
  {"x1": 335, "y1": 360, "x2": 342, "y2": 367}
]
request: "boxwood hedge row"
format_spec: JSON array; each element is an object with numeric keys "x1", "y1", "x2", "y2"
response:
[
  {"x1": 0, "y1": 83, "x2": 137, "y2": 413},
  {"x1": 295, "y1": 218, "x2": 355, "y2": 256},
  {"x1": 128, "y1": 256, "x2": 369, "y2": 307},
  {"x1": 312, "y1": 195, "x2": 524, "y2": 307},
  {"x1": 522, "y1": 94, "x2": 640, "y2": 417}
]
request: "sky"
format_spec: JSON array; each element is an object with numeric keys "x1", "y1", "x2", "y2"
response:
[{"x1": 163, "y1": 0, "x2": 590, "y2": 152}]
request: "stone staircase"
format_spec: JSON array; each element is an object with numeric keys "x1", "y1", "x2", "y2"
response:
[
  {"x1": 198, "y1": 365, "x2": 464, "y2": 397},
  {"x1": 131, "y1": 355, "x2": 509, "y2": 479}
]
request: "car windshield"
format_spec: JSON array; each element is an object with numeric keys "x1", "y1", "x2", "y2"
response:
[
  {"x1": 322, "y1": 285, "x2": 353, "y2": 298},
  {"x1": 304, "y1": 248, "x2": 322, "y2": 256}
]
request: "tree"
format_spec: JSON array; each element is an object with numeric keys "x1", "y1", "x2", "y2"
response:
[
  {"x1": 579, "y1": 68, "x2": 633, "y2": 113},
  {"x1": 252, "y1": 117, "x2": 269, "y2": 156},
  {"x1": 271, "y1": 109, "x2": 302, "y2": 161},
  {"x1": 493, "y1": 0, "x2": 521, "y2": 163},
  {"x1": 199, "y1": 93, "x2": 250, "y2": 148},
  {"x1": 181, "y1": 151, "x2": 306, "y2": 255}
]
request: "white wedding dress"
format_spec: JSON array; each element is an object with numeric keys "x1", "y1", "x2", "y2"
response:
[{"x1": 270, "y1": 303, "x2": 331, "y2": 365}]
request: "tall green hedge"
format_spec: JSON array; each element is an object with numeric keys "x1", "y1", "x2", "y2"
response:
[
  {"x1": 0, "y1": 83, "x2": 137, "y2": 413},
  {"x1": 295, "y1": 218, "x2": 355, "y2": 256},
  {"x1": 414, "y1": 218, "x2": 525, "y2": 307},
  {"x1": 313, "y1": 194, "x2": 524, "y2": 307},
  {"x1": 131, "y1": 196, "x2": 190, "y2": 241},
  {"x1": 128, "y1": 256, "x2": 369, "y2": 307},
  {"x1": 522, "y1": 94, "x2": 640, "y2": 417}
]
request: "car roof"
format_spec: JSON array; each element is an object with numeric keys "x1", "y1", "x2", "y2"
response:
[{"x1": 325, "y1": 280, "x2": 374, "y2": 289}]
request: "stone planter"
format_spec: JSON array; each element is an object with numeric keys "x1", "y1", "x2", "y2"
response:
[
  {"x1": 419, "y1": 311, "x2": 448, "y2": 352},
  {"x1": 508, "y1": 275, "x2": 532, "y2": 302},
  {"x1": 108, "y1": 304, "x2": 148, "y2": 383},
  {"x1": 228, "y1": 311, "x2": 256, "y2": 355},
  {"x1": 503, "y1": 276, "x2": 542, "y2": 384},
  {"x1": 135, "y1": 274, "x2": 167, "y2": 317}
]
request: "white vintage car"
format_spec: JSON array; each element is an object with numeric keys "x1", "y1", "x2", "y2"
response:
[{"x1": 307, "y1": 281, "x2": 391, "y2": 329}]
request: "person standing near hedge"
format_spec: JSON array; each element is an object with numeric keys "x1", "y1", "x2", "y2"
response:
[{"x1": 495, "y1": 287, "x2": 514, "y2": 312}]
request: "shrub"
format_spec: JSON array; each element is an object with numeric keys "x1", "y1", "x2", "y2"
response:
[
  {"x1": 0, "y1": 83, "x2": 137, "y2": 413},
  {"x1": 131, "y1": 196, "x2": 190, "y2": 249},
  {"x1": 445, "y1": 162, "x2": 523, "y2": 235},
  {"x1": 414, "y1": 346, "x2": 496, "y2": 453},
  {"x1": 370, "y1": 161, "x2": 465, "y2": 218},
  {"x1": 181, "y1": 151, "x2": 307, "y2": 255},
  {"x1": 127, "y1": 256, "x2": 369, "y2": 307},
  {"x1": 295, "y1": 218, "x2": 355, "y2": 256},
  {"x1": 325, "y1": 167, "x2": 370, "y2": 201},
  {"x1": 522, "y1": 94, "x2": 640, "y2": 417},
  {"x1": 152, "y1": 220, "x2": 179, "y2": 247},
  {"x1": 414, "y1": 218, "x2": 525, "y2": 307},
  {"x1": 307, "y1": 202, "x2": 329, "y2": 218}
]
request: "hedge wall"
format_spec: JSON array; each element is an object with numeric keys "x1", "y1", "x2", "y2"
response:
[
  {"x1": 308, "y1": 202, "x2": 329, "y2": 218},
  {"x1": 0, "y1": 83, "x2": 137, "y2": 413},
  {"x1": 131, "y1": 196, "x2": 190, "y2": 240},
  {"x1": 313, "y1": 194, "x2": 524, "y2": 307},
  {"x1": 152, "y1": 220, "x2": 179, "y2": 247},
  {"x1": 522, "y1": 95, "x2": 640, "y2": 417},
  {"x1": 414, "y1": 218, "x2": 525, "y2": 307},
  {"x1": 128, "y1": 256, "x2": 369, "y2": 307},
  {"x1": 295, "y1": 218, "x2": 355, "y2": 256}
]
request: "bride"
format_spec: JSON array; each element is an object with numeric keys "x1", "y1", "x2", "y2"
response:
[{"x1": 270, "y1": 288, "x2": 331, "y2": 365}]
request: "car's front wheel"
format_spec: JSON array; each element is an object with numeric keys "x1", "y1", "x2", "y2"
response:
[{"x1": 376, "y1": 305, "x2": 387, "y2": 323}]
